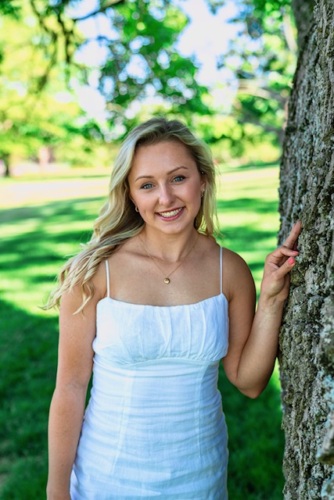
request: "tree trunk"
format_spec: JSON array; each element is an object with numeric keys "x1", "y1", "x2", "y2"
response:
[
  {"x1": 278, "y1": 0, "x2": 334, "y2": 498},
  {"x1": 1, "y1": 153, "x2": 11, "y2": 177}
]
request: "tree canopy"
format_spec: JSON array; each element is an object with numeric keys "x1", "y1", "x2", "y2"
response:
[{"x1": 0, "y1": 0, "x2": 297, "y2": 173}]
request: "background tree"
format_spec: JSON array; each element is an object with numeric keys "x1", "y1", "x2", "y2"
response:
[
  {"x1": 278, "y1": 0, "x2": 334, "y2": 497},
  {"x1": 0, "y1": 0, "x2": 218, "y2": 175},
  {"x1": 223, "y1": 0, "x2": 296, "y2": 150},
  {"x1": 0, "y1": 6, "x2": 108, "y2": 176},
  {"x1": 14, "y1": 0, "x2": 212, "y2": 124},
  {"x1": 1, "y1": 0, "x2": 297, "y2": 173}
]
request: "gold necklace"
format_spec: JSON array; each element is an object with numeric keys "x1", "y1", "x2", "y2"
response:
[{"x1": 140, "y1": 233, "x2": 199, "y2": 284}]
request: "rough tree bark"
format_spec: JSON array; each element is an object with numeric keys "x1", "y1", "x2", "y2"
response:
[{"x1": 278, "y1": 0, "x2": 334, "y2": 498}]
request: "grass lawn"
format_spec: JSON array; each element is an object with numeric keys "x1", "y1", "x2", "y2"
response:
[{"x1": 0, "y1": 164, "x2": 284, "y2": 499}]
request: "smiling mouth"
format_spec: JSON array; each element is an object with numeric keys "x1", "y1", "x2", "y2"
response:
[{"x1": 157, "y1": 208, "x2": 184, "y2": 218}]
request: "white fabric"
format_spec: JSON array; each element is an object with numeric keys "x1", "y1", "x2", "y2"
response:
[{"x1": 70, "y1": 252, "x2": 229, "y2": 499}]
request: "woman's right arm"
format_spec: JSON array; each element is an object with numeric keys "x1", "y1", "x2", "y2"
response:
[{"x1": 46, "y1": 285, "x2": 100, "y2": 499}]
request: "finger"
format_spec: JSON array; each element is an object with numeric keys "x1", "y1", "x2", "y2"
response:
[
  {"x1": 274, "y1": 255, "x2": 296, "y2": 280},
  {"x1": 267, "y1": 246, "x2": 299, "y2": 266},
  {"x1": 283, "y1": 220, "x2": 302, "y2": 249},
  {"x1": 283, "y1": 221, "x2": 302, "y2": 248},
  {"x1": 270, "y1": 246, "x2": 299, "y2": 258}
]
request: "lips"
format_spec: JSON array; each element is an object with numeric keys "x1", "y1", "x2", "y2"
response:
[{"x1": 157, "y1": 207, "x2": 184, "y2": 219}]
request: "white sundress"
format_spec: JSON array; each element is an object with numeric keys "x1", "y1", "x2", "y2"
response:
[{"x1": 70, "y1": 247, "x2": 229, "y2": 499}]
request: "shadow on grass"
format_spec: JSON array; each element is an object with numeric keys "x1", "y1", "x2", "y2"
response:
[
  {"x1": 217, "y1": 197, "x2": 279, "y2": 263},
  {"x1": 0, "y1": 198, "x2": 103, "y2": 278},
  {"x1": 218, "y1": 224, "x2": 276, "y2": 250},
  {"x1": 217, "y1": 198, "x2": 279, "y2": 216},
  {"x1": 0, "y1": 196, "x2": 103, "y2": 223},
  {"x1": 219, "y1": 369, "x2": 284, "y2": 499},
  {"x1": 219, "y1": 225, "x2": 276, "y2": 276},
  {"x1": 0, "y1": 197, "x2": 101, "y2": 497},
  {"x1": 0, "y1": 299, "x2": 58, "y2": 499}
]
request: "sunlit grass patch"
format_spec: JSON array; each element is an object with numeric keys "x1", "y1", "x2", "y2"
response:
[{"x1": 218, "y1": 164, "x2": 280, "y2": 287}]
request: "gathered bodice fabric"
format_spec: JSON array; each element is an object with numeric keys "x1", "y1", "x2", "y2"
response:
[{"x1": 70, "y1": 250, "x2": 229, "y2": 499}]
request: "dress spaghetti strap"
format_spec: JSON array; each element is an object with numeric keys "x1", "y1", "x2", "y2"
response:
[
  {"x1": 220, "y1": 247, "x2": 223, "y2": 295},
  {"x1": 105, "y1": 260, "x2": 110, "y2": 298}
]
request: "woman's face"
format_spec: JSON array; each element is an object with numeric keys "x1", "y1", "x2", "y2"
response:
[{"x1": 128, "y1": 140, "x2": 205, "y2": 236}]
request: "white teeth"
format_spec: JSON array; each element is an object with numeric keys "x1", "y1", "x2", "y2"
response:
[{"x1": 159, "y1": 208, "x2": 182, "y2": 217}]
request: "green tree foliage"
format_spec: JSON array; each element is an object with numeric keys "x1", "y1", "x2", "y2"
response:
[
  {"x1": 2, "y1": 1, "x2": 212, "y2": 124},
  {"x1": 0, "y1": 0, "x2": 215, "y2": 174},
  {"x1": 0, "y1": 3, "x2": 109, "y2": 175},
  {"x1": 0, "y1": 0, "x2": 297, "y2": 172},
  {"x1": 220, "y1": 0, "x2": 297, "y2": 152},
  {"x1": 98, "y1": 1, "x2": 212, "y2": 121}
]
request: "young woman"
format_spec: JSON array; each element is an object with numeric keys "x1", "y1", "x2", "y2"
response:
[{"x1": 46, "y1": 118, "x2": 301, "y2": 499}]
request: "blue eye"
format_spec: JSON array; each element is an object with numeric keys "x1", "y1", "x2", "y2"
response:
[
  {"x1": 140, "y1": 183, "x2": 153, "y2": 190},
  {"x1": 173, "y1": 175, "x2": 185, "y2": 183}
]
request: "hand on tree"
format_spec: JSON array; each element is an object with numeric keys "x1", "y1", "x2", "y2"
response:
[{"x1": 260, "y1": 220, "x2": 302, "y2": 304}]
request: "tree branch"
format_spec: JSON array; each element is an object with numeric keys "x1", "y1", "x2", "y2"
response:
[
  {"x1": 237, "y1": 79, "x2": 288, "y2": 106},
  {"x1": 282, "y1": 10, "x2": 298, "y2": 54},
  {"x1": 72, "y1": 0, "x2": 126, "y2": 22}
]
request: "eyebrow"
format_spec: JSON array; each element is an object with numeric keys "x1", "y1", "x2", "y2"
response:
[{"x1": 134, "y1": 166, "x2": 188, "y2": 182}]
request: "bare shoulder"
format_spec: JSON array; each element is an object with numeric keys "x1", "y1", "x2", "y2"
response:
[
  {"x1": 222, "y1": 247, "x2": 255, "y2": 301},
  {"x1": 223, "y1": 247, "x2": 251, "y2": 271},
  {"x1": 104, "y1": 238, "x2": 143, "y2": 296},
  {"x1": 91, "y1": 258, "x2": 110, "y2": 302}
]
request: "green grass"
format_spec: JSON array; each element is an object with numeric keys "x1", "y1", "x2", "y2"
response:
[
  {"x1": 0, "y1": 164, "x2": 284, "y2": 499},
  {"x1": 216, "y1": 165, "x2": 284, "y2": 499}
]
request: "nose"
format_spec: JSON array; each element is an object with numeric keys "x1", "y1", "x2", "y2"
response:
[{"x1": 158, "y1": 183, "x2": 174, "y2": 205}]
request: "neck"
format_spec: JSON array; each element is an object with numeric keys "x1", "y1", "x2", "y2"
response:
[{"x1": 139, "y1": 228, "x2": 199, "y2": 263}]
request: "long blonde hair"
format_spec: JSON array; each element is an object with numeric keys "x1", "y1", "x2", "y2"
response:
[{"x1": 47, "y1": 117, "x2": 218, "y2": 312}]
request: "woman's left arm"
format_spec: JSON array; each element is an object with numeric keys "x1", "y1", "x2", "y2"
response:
[{"x1": 223, "y1": 221, "x2": 302, "y2": 398}]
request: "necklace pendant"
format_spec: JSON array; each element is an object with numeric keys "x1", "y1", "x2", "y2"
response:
[{"x1": 164, "y1": 277, "x2": 171, "y2": 284}]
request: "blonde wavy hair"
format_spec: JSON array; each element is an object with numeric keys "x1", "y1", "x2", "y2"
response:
[{"x1": 46, "y1": 117, "x2": 218, "y2": 312}]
